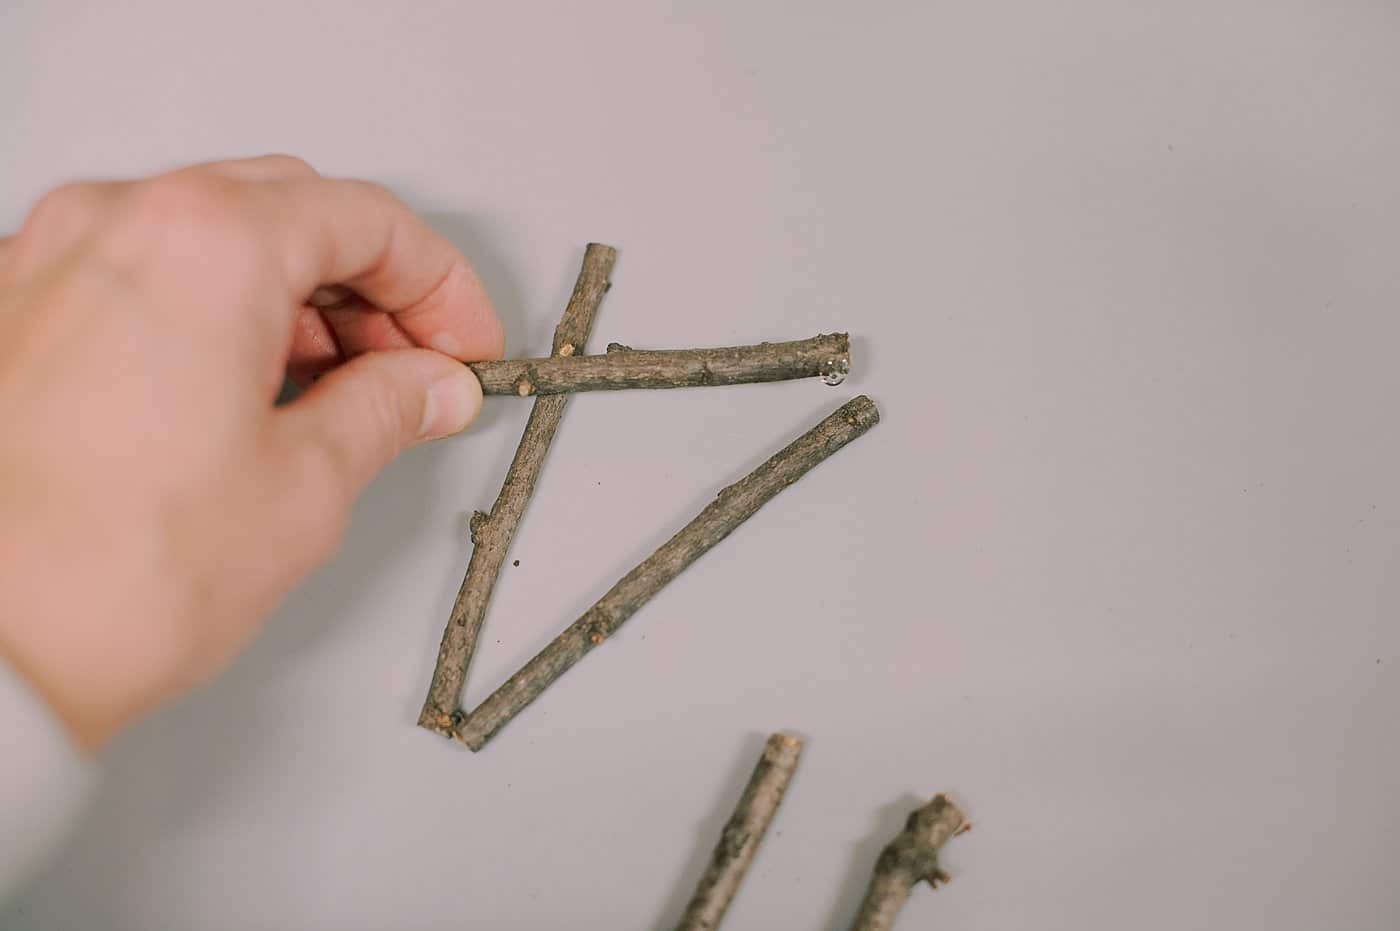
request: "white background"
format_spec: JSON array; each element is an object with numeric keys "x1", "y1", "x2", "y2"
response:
[{"x1": 4, "y1": 1, "x2": 1399, "y2": 928}]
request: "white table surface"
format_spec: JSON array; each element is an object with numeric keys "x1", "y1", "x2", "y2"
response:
[{"x1": 4, "y1": 2, "x2": 1399, "y2": 928}]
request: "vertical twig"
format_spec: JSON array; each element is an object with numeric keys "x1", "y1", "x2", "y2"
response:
[
  {"x1": 418, "y1": 243, "x2": 618, "y2": 735},
  {"x1": 847, "y1": 795, "x2": 967, "y2": 931},
  {"x1": 453, "y1": 395, "x2": 881, "y2": 750},
  {"x1": 674, "y1": 734, "x2": 804, "y2": 931}
]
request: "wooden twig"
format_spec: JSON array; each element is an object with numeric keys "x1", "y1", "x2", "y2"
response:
[
  {"x1": 466, "y1": 333, "x2": 850, "y2": 395},
  {"x1": 847, "y1": 795, "x2": 967, "y2": 931},
  {"x1": 417, "y1": 243, "x2": 618, "y2": 735},
  {"x1": 674, "y1": 733, "x2": 804, "y2": 931},
  {"x1": 453, "y1": 395, "x2": 881, "y2": 750}
]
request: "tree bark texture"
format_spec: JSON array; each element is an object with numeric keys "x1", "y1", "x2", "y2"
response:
[
  {"x1": 673, "y1": 733, "x2": 804, "y2": 931},
  {"x1": 466, "y1": 333, "x2": 850, "y2": 395},
  {"x1": 847, "y1": 794, "x2": 968, "y2": 931},
  {"x1": 418, "y1": 243, "x2": 618, "y2": 735},
  {"x1": 452, "y1": 395, "x2": 881, "y2": 750}
]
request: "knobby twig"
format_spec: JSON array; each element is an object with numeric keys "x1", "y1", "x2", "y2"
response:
[
  {"x1": 848, "y1": 794, "x2": 968, "y2": 931},
  {"x1": 466, "y1": 333, "x2": 850, "y2": 395},
  {"x1": 674, "y1": 734, "x2": 804, "y2": 931},
  {"x1": 453, "y1": 395, "x2": 881, "y2": 750},
  {"x1": 418, "y1": 243, "x2": 618, "y2": 735}
]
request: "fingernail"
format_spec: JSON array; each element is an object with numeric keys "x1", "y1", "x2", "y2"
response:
[
  {"x1": 308, "y1": 285, "x2": 356, "y2": 310},
  {"x1": 420, "y1": 367, "x2": 483, "y2": 439}
]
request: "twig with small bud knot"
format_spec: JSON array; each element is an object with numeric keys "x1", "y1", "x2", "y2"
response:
[
  {"x1": 847, "y1": 795, "x2": 968, "y2": 931},
  {"x1": 673, "y1": 734, "x2": 804, "y2": 931},
  {"x1": 418, "y1": 243, "x2": 617, "y2": 735},
  {"x1": 466, "y1": 333, "x2": 850, "y2": 396}
]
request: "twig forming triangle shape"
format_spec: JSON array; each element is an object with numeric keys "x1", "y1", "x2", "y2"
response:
[{"x1": 418, "y1": 244, "x2": 874, "y2": 751}]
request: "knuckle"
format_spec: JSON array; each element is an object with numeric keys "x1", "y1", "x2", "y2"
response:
[
  {"x1": 100, "y1": 174, "x2": 269, "y2": 277},
  {"x1": 346, "y1": 178, "x2": 400, "y2": 211},
  {"x1": 23, "y1": 182, "x2": 103, "y2": 237},
  {"x1": 260, "y1": 154, "x2": 317, "y2": 177},
  {"x1": 124, "y1": 174, "x2": 238, "y2": 231},
  {"x1": 347, "y1": 178, "x2": 390, "y2": 198}
]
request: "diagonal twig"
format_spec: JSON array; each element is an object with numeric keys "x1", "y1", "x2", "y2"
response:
[
  {"x1": 452, "y1": 395, "x2": 881, "y2": 750},
  {"x1": 673, "y1": 733, "x2": 804, "y2": 931},
  {"x1": 467, "y1": 334, "x2": 850, "y2": 395},
  {"x1": 418, "y1": 243, "x2": 618, "y2": 735},
  {"x1": 847, "y1": 794, "x2": 968, "y2": 931}
]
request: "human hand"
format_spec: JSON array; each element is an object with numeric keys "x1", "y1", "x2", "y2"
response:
[{"x1": 0, "y1": 156, "x2": 503, "y2": 751}]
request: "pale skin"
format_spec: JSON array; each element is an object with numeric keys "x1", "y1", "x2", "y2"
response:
[{"x1": 0, "y1": 156, "x2": 505, "y2": 751}]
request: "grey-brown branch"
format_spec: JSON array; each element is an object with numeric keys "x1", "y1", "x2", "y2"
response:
[
  {"x1": 418, "y1": 243, "x2": 617, "y2": 736},
  {"x1": 466, "y1": 333, "x2": 849, "y2": 395},
  {"x1": 847, "y1": 795, "x2": 968, "y2": 931},
  {"x1": 452, "y1": 395, "x2": 881, "y2": 750},
  {"x1": 674, "y1": 734, "x2": 804, "y2": 931}
]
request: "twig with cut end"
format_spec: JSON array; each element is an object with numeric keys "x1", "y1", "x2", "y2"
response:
[
  {"x1": 466, "y1": 333, "x2": 850, "y2": 395},
  {"x1": 848, "y1": 795, "x2": 967, "y2": 931},
  {"x1": 453, "y1": 395, "x2": 881, "y2": 750},
  {"x1": 417, "y1": 243, "x2": 618, "y2": 735},
  {"x1": 674, "y1": 734, "x2": 804, "y2": 931}
]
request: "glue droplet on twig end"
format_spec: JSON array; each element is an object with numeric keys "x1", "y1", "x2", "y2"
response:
[{"x1": 820, "y1": 356, "x2": 850, "y2": 386}]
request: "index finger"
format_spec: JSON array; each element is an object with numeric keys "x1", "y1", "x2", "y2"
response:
[{"x1": 256, "y1": 177, "x2": 504, "y2": 362}]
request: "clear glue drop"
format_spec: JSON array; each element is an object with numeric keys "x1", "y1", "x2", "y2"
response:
[{"x1": 820, "y1": 357, "x2": 849, "y2": 386}]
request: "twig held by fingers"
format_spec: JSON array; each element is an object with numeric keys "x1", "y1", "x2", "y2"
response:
[
  {"x1": 847, "y1": 795, "x2": 968, "y2": 931},
  {"x1": 417, "y1": 243, "x2": 618, "y2": 735},
  {"x1": 466, "y1": 333, "x2": 850, "y2": 395},
  {"x1": 452, "y1": 395, "x2": 881, "y2": 750},
  {"x1": 673, "y1": 734, "x2": 804, "y2": 931}
]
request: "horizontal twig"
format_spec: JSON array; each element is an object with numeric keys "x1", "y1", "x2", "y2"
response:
[
  {"x1": 674, "y1": 733, "x2": 804, "y2": 931},
  {"x1": 848, "y1": 795, "x2": 968, "y2": 931},
  {"x1": 465, "y1": 333, "x2": 850, "y2": 395},
  {"x1": 453, "y1": 395, "x2": 881, "y2": 750},
  {"x1": 418, "y1": 243, "x2": 617, "y2": 735}
]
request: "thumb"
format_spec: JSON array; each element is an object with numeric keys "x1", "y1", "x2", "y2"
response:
[{"x1": 277, "y1": 348, "x2": 483, "y2": 500}]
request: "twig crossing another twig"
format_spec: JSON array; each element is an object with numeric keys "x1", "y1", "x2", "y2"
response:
[{"x1": 418, "y1": 243, "x2": 617, "y2": 735}]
